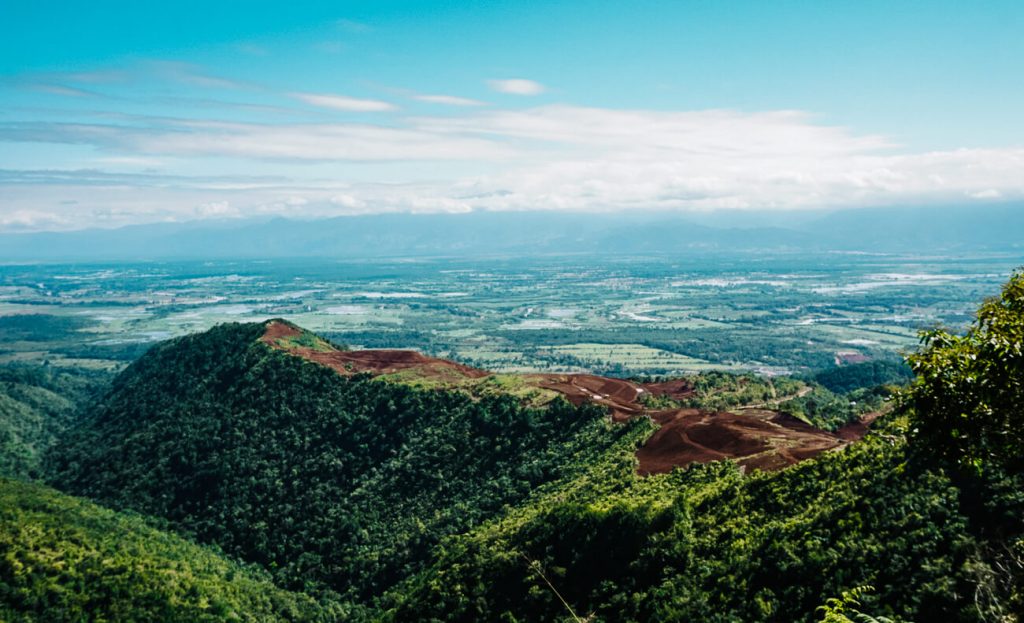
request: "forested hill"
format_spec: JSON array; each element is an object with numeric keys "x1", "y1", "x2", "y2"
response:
[
  {"x1": 0, "y1": 364, "x2": 110, "y2": 480},
  {"x1": 46, "y1": 320, "x2": 637, "y2": 603},
  {"x1": 0, "y1": 478, "x2": 337, "y2": 622}
]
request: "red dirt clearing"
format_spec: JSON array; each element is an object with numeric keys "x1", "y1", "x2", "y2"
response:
[
  {"x1": 523, "y1": 373, "x2": 646, "y2": 417},
  {"x1": 636, "y1": 408, "x2": 850, "y2": 475},
  {"x1": 260, "y1": 320, "x2": 488, "y2": 379},
  {"x1": 641, "y1": 378, "x2": 695, "y2": 402},
  {"x1": 260, "y1": 320, "x2": 875, "y2": 474}
]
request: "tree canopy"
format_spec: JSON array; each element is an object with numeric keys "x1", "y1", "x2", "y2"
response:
[{"x1": 906, "y1": 270, "x2": 1024, "y2": 471}]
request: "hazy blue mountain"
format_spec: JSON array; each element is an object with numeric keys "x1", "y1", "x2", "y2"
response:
[{"x1": 1, "y1": 203, "x2": 1021, "y2": 261}]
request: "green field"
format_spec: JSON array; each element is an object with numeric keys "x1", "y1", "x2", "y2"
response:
[{"x1": 0, "y1": 253, "x2": 1020, "y2": 377}]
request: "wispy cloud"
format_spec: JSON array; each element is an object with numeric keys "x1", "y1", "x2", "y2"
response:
[
  {"x1": 291, "y1": 92, "x2": 397, "y2": 112},
  {"x1": 0, "y1": 117, "x2": 510, "y2": 161},
  {"x1": 314, "y1": 41, "x2": 346, "y2": 54},
  {"x1": 334, "y1": 19, "x2": 372, "y2": 33},
  {"x1": 14, "y1": 61, "x2": 251, "y2": 93},
  {"x1": 487, "y1": 78, "x2": 545, "y2": 95},
  {"x1": 2, "y1": 95, "x2": 1022, "y2": 230},
  {"x1": 29, "y1": 84, "x2": 99, "y2": 98},
  {"x1": 148, "y1": 61, "x2": 252, "y2": 90},
  {"x1": 413, "y1": 94, "x2": 486, "y2": 107}
]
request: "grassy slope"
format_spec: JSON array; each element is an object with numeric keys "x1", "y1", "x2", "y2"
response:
[{"x1": 0, "y1": 478, "x2": 340, "y2": 623}]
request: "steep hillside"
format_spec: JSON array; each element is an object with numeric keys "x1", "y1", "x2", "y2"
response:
[
  {"x1": 381, "y1": 429, "x2": 992, "y2": 622},
  {"x1": 46, "y1": 321, "x2": 635, "y2": 601},
  {"x1": 263, "y1": 320, "x2": 871, "y2": 473},
  {"x1": 0, "y1": 478, "x2": 338, "y2": 623},
  {"x1": 0, "y1": 364, "x2": 110, "y2": 479}
]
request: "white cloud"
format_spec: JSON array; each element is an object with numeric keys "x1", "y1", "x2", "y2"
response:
[
  {"x1": 7, "y1": 119, "x2": 509, "y2": 160},
  {"x1": 148, "y1": 61, "x2": 251, "y2": 90},
  {"x1": 291, "y1": 92, "x2": 397, "y2": 112},
  {"x1": 195, "y1": 200, "x2": 239, "y2": 218},
  {"x1": 0, "y1": 209, "x2": 69, "y2": 230},
  {"x1": 330, "y1": 194, "x2": 365, "y2": 209},
  {"x1": 413, "y1": 94, "x2": 486, "y2": 107},
  {"x1": 969, "y1": 188, "x2": 1003, "y2": 199},
  {"x1": 487, "y1": 78, "x2": 545, "y2": 96},
  {"x1": 2, "y1": 103, "x2": 1023, "y2": 229}
]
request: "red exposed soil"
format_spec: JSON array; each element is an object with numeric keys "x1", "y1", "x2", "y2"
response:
[
  {"x1": 260, "y1": 320, "x2": 875, "y2": 475},
  {"x1": 834, "y1": 410, "x2": 882, "y2": 441},
  {"x1": 523, "y1": 373, "x2": 646, "y2": 418},
  {"x1": 635, "y1": 408, "x2": 851, "y2": 475},
  {"x1": 641, "y1": 378, "x2": 695, "y2": 401},
  {"x1": 261, "y1": 320, "x2": 488, "y2": 379}
]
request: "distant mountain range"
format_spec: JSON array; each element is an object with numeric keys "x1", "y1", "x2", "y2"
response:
[{"x1": 2, "y1": 203, "x2": 1022, "y2": 260}]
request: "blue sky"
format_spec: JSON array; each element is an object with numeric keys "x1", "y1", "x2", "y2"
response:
[{"x1": 1, "y1": 0, "x2": 1022, "y2": 230}]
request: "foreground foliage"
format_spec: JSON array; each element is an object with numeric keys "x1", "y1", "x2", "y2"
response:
[
  {"x1": 907, "y1": 270, "x2": 1024, "y2": 472},
  {"x1": 0, "y1": 478, "x2": 337, "y2": 622}
]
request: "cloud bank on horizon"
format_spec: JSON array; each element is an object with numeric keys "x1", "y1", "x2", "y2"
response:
[{"x1": 0, "y1": 1, "x2": 1022, "y2": 231}]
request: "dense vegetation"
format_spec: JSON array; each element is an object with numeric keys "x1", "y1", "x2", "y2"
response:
[
  {"x1": 381, "y1": 424, "x2": 1006, "y2": 622},
  {"x1": 46, "y1": 322, "x2": 631, "y2": 603},
  {"x1": 0, "y1": 314, "x2": 91, "y2": 343},
  {"x1": 907, "y1": 272, "x2": 1024, "y2": 472},
  {"x1": 640, "y1": 368, "x2": 891, "y2": 431},
  {"x1": 807, "y1": 361, "x2": 913, "y2": 394},
  {"x1": 0, "y1": 478, "x2": 337, "y2": 622},
  {"x1": 0, "y1": 364, "x2": 110, "y2": 479},
  {"x1": 778, "y1": 384, "x2": 893, "y2": 431}
]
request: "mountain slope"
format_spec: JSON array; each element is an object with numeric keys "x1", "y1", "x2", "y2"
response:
[
  {"x1": 381, "y1": 431, "x2": 986, "y2": 623},
  {"x1": 0, "y1": 364, "x2": 110, "y2": 479},
  {"x1": 0, "y1": 478, "x2": 337, "y2": 623},
  {"x1": 46, "y1": 321, "x2": 634, "y2": 602}
]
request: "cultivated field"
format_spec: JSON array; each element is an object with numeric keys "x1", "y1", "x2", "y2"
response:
[{"x1": 1, "y1": 251, "x2": 1020, "y2": 376}]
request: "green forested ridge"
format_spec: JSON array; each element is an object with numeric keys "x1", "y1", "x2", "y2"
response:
[
  {"x1": 0, "y1": 477, "x2": 339, "y2": 623},
  {"x1": 0, "y1": 364, "x2": 111, "y2": 479},
  {"x1": 46, "y1": 321, "x2": 631, "y2": 603},
  {"x1": 381, "y1": 418, "x2": 1017, "y2": 622},
  {"x1": 778, "y1": 383, "x2": 894, "y2": 431},
  {"x1": 907, "y1": 271, "x2": 1024, "y2": 472}
]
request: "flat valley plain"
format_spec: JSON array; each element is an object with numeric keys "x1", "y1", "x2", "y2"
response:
[{"x1": 1, "y1": 250, "x2": 1020, "y2": 377}]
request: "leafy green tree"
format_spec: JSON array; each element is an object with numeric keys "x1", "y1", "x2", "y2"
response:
[
  {"x1": 906, "y1": 270, "x2": 1024, "y2": 471},
  {"x1": 817, "y1": 586, "x2": 902, "y2": 623}
]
